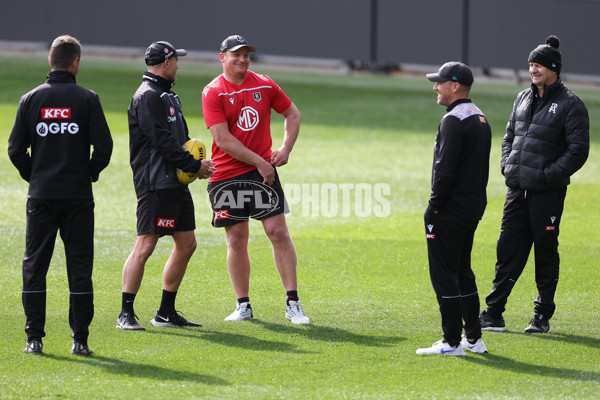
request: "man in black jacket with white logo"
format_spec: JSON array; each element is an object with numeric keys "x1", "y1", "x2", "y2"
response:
[
  {"x1": 479, "y1": 35, "x2": 589, "y2": 334},
  {"x1": 416, "y1": 62, "x2": 491, "y2": 356},
  {"x1": 8, "y1": 35, "x2": 113, "y2": 356},
  {"x1": 116, "y1": 41, "x2": 214, "y2": 331}
]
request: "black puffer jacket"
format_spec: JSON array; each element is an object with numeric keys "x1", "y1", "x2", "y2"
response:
[{"x1": 502, "y1": 80, "x2": 589, "y2": 191}]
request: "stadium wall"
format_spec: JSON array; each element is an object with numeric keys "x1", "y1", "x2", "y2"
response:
[{"x1": 1, "y1": 0, "x2": 598, "y2": 76}]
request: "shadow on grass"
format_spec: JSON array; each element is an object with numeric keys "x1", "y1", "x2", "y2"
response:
[
  {"x1": 500, "y1": 330, "x2": 600, "y2": 350},
  {"x1": 252, "y1": 319, "x2": 404, "y2": 347},
  {"x1": 42, "y1": 353, "x2": 229, "y2": 385},
  {"x1": 463, "y1": 352, "x2": 600, "y2": 382},
  {"x1": 143, "y1": 328, "x2": 314, "y2": 354}
]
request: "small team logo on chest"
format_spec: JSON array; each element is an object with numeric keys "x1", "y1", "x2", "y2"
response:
[{"x1": 253, "y1": 92, "x2": 261, "y2": 102}]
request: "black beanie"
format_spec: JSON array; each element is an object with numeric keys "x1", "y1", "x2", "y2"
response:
[{"x1": 528, "y1": 35, "x2": 562, "y2": 75}]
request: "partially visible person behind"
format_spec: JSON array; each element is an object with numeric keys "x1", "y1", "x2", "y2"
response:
[
  {"x1": 479, "y1": 35, "x2": 589, "y2": 334},
  {"x1": 416, "y1": 62, "x2": 491, "y2": 356},
  {"x1": 202, "y1": 35, "x2": 308, "y2": 324},
  {"x1": 116, "y1": 41, "x2": 214, "y2": 331},
  {"x1": 8, "y1": 35, "x2": 113, "y2": 356}
]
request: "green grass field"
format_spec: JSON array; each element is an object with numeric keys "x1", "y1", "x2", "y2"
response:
[{"x1": 0, "y1": 55, "x2": 599, "y2": 399}]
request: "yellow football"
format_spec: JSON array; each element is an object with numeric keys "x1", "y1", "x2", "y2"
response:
[{"x1": 176, "y1": 139, "x2": 206, "y2": 184}]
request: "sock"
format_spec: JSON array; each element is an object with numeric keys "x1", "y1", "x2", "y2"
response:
[
  {"x1": 158, "y1": 290, "x2": 177, "y2": 316},
  {"x1": 286, "y1": 290, "x2": 299, "y2": 305},
  {"x1": 237, "y1": 297, "x2": 250, "y2": 307},
  {"x1": 121, "y1": 292, "x2": 136, "y2": 314}
]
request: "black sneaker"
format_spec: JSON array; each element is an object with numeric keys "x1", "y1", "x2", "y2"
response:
[
  {"x1": 479, "y1": 310, "x2": 506, "y2": 331},
  {"x1": 72, "y1": 339, "x2": 94, "y2": 356},
  {"x1": 116, "y1": 312, "x2": 145, "y2": 330},
  {"x1": 23, "y1": 338, "x2": 43, "y2": 355},
  {"x1": 150, "y1": 310, "x2": 202, "y2": 328},
  {"x1": 524, "y1": 314, "x2": 550, "y2": 333}
]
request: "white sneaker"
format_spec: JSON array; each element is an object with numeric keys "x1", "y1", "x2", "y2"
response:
[
  {"x1": 460, "y1": 337, "x2": 488, "y2": 353},
  {"x1": 416, "y1": 339, "x2": 465, "y2": 356},
  {"x1": 285, "y1": 300, "x2": 310, "y2": 325},
  {"x1": 224, "y1": 302, "x2": 253, "y2": 321}
]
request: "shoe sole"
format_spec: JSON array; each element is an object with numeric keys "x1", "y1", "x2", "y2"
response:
[
  {"x1": 286, "y1": 314, "x2": 310, "y2": 324},
  {"x1": 524, "y1": 328, "x2": 549, "y2": 333},
  {"x1": 72, "y1": 350, "x2": 94, "y2": 356},
  {"x1": 464, "y1": 348, "x2": 488, "y2": 353},
  {"x1": 481, "y1": 326, "x2": 506, "y2": 332},
  {"x1": 416, "y1": 350, "x2": 466, "y2": 356},
  {"x1": 224, "y1": 316, "x2": 252, "y2": 321},
  {"x1": 116, "y1": 322, "x2": 145, "y2": 331},
  {"x1": 23, "y1": 349, "x2": 43, "y2": 355},
  {"x1": 151, "y1": 318, "x2": 182, "y2": 328}
]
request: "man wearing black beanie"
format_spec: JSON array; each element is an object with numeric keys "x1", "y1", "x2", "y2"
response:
[{"x1": 479, "y1": 35, "x2": 590, "y2": 333}]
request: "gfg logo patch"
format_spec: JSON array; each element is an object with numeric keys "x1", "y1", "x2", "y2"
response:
[
  {"x1": 237, "y1": 106, "x2": 259, "y2": 131},
  {"x1": 36, "y1": 122, "x2": 79, "y2": 136}
]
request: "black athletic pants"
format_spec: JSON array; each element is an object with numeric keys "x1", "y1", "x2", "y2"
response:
[
  {"x1": 485, "y1": 187, "x2": 567, "y2": 320},
  {"x1": 424, "y1": 208, "x2": 482, "y2": 347},
  {"x1": 22, "y1": 198, "x2": 95, "y2": 343}
]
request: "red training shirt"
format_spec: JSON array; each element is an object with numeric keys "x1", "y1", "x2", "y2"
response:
[{"x1": 202, "y1": 70, "x2": 292, "y2": 182}]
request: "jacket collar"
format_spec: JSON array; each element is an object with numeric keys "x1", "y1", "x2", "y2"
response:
[
  {"x1": 446, "y1": 98, "x2": 472, "y2": 113},
  {"x1": 46, "y1": 70, "x2": 76, "y2": 84},
  {"x1": 530, "y1": 79, "x2": 562, "y2": 99},
  {"x1": 143, "y1": 71, "x2": 175, "y2": 91}
]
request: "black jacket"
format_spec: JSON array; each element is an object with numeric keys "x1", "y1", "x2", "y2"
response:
[
  {"x1": 429, "y1": 99, "x2": 492, "y2": 220},
  {"x1": 502, "y1": 80, "x2": 589, "y2": 191},
  {"x1": 8, "y1": 70, "x2": 113, "y2": 199},
  {"x1": 128, "y1": 72, "x2": 201, "y2": 197}
]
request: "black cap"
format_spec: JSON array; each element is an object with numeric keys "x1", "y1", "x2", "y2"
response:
[
  {"x1": 144, "y1": 41, "x2": 187, "y2": 66},
  {"x1": 219, "y1": 35, "x2": 256, "y2": 53},
  {"x1": 426, "y1": 61, "x2": 474, "y2": 86},
  {"x1": 528, "y1": 35, "x2": 562, "y2": 75}
]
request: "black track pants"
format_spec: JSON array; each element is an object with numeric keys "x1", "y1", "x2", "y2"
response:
[
  {"x1": 424, "y1": 208, "x2": 482, "y2": 346},
  {"x1": 22, "y1": 198, "x2": 95, "y2": 342},
  {"x1": 485, "y1": 187, "x2": 566, "y2": 319}
]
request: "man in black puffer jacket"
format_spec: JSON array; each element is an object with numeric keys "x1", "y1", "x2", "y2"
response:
[{"x1": 480, "y1": 35, "x2": 589, "y2": 334}]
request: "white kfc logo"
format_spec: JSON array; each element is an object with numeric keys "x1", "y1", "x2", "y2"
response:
[{"x1": 41, "y1": 108, "x2": 71, "y2": 119}]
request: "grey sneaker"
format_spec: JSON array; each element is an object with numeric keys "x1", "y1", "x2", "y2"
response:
[
  {"x1": 116, "y1": 312, "x2": 145, "y2": 331},
  {"x1": 479, "y1": 310, "x2": 506, "y2": 332},
  {"x1": 524, "y1": 314, "x2": 550, "y2": 333},
  {"x1": 23, "y1": 338, "x2": 43, "y2": 355},
  {"x1": 72, "y1": 339, "x2": 94, "y2": 356}
]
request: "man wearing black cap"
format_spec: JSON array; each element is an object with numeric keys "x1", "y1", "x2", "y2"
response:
[
  {"x1": 202, "y1": 35, "x2": 308, "y2": 324},
  {"x1": 116, "y1": 41, "x2": 214, "y2": 330},
  {"x1": 479, "y1": 35, "x2": 589, "y2": 334},
  {"x1": 416, "y1": 62, "x2": 491, "y2": 356}
]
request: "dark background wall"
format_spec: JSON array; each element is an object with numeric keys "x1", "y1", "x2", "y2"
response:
[{"x1": 1, "y1": 0, "x2": 598, "y2": 75}]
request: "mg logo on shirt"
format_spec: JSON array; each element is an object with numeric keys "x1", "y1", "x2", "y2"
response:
[{"x1": 237, "y1": 106, "x2": 259, "y2": 132}]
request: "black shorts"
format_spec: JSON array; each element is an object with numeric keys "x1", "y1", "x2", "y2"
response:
[
  {"x1": 207, "y1": 168, "x2": 288, "y2": 228},
  {"x1": 136, "y1": 187, "x2": 195, "y2": 236}
]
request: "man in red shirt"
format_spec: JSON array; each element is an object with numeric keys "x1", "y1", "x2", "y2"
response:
[{"x1": 202, "y1": 35, "x2": 308, "y2": 324}]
